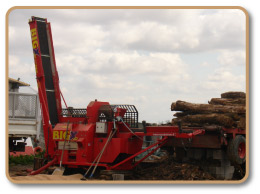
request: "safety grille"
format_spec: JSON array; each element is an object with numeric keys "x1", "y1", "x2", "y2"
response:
[
  {"x1": 9, "y1": 92, "x2": 38, "y2": 119},
  {"x1": 98, "y1": 104, "x2": 138, "y2": 128},
  {"x1": 61, "y1": 108, "x2": 87, "y2": 117}
]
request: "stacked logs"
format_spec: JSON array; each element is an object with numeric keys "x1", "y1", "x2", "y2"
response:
[{"x1": 171, "y1": 92, "x2": 246, "y2": 129}]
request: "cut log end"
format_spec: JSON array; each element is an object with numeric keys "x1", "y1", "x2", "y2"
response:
[
  {"x1": 209, "y1": 98, "x2": 245, "y2": 106},
  {"x1": 221, "y1": 91, "x2": 246, "y2": 99}
]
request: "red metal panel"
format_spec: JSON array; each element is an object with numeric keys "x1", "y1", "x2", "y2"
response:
[
  {"x1": 87, "y1": 101, "x2": 110, "y2": 123},
  {"x1": 169, "y1": 134, "x2": 222, "y2": 149},
  {"x1": 93, "y1": 138, "x2": 122, "y2": 163}
]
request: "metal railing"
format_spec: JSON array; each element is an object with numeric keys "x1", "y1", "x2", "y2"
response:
[
  {"x1": 98, "y1": 104, "x2": 139, "y2": 128},
  {"x1": 9, "y1": 92, "x2": 38, "y2": 119}
]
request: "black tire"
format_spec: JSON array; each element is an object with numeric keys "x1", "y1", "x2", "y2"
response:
[{"x1": 227, "y1": 135, "x2": 246, "y2": 165}]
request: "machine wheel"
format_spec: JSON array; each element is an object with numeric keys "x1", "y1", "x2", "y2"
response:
[{"x1": 227, "y1": 135, "x2": 246, "y2": 165}]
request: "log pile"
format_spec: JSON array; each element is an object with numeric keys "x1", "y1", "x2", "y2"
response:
[
  {"x1": 171, "y1": 91, "x2": 246, "y2": 129},
  {"x1": 130, "y1": 158, "x2": 216, "y2": 180}
]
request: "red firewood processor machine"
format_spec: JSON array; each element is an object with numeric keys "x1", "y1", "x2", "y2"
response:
[{"x1": 28, "y1": 16, "x2": 205, "y2": 179}]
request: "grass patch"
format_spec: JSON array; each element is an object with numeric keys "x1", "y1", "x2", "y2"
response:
[
  {"x1": 9, "y1": 150, "x2": 45, "y2": 165},
  {"x1": 9, "y1": 155, "x2": 35, "y2": 165}
]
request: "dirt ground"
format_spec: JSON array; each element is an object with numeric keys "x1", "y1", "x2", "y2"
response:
[
  {"x1": 8, "y1": 155, "x2": 245, "y2": 182},
  {"x1": 8, "y1": 163, "x2": 34, "y2": 177}
]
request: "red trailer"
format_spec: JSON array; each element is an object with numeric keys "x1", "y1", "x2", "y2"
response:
[{"x1": 166, "y1": 126, "x2": 246, "y2": 164}]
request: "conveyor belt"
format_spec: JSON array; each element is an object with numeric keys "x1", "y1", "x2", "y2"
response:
[{"x1": 36, "y1": 19, "x2": 59, "y2": 125}]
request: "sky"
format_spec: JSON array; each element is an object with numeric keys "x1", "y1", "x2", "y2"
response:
[{"x1": 8, "y1": 8, "x2": 246, "y2": 123}]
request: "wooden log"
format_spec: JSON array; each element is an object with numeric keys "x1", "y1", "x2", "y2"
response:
[
  {"x1": 209, "y1": 98, "x2": 245, "y2": 106},
  {"x1": 172, "y1": 119, "x2": 202, "y2": 127},
  {"x1": 173, "y1": 111, "x2": 194, "y2": 117},
  {"x1": 174, "y1": 111, "x2": 243, "y2": 121},
  {"x1": 171, "y1": 100, "x2": 245, "y2": 114},
  {"x1": 225, "y1": 113, "x2": 244, "y2": 121},
  {"x1": 221, "y1": 91, "x2": 245, "y2": 99},
  {"x1": 237, "y1": 117, "x2": 246, "y2": 130},
  {"x1": 172, "y1": 114, "x2": 234, "y2": 128}
]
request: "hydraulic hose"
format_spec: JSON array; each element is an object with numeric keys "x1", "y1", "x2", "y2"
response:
[
  {"x1": 119, "y1": 118, "x2": 143, "y2": 141},
  {"x1": 30, "y1": 157, "x2": 58, "y2": 175}
]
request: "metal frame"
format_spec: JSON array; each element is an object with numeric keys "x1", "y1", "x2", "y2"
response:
[
  {"x1": 61, "y1": 108, "x2": 87, "y2": 117},
  {"x1": 98, "y1": 104, "x2": 139, "y2": 128}
]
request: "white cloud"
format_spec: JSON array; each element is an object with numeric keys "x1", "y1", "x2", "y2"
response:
[
  {"x1": 56, "y1": 50, "x2": 188, "y2": 78},
  {"x1": 218, "y1": 50, "x2": 246, "y2": 66},
  {"x1": 53, "y1": 24, "x2": 108, "y2": 54},
  {"x1": 203, "y1": 68, "x2": 245, "y2": 91},
  {"x1": 107, "y1": 17, "x2": 201, "y2": 52},
  {"x1": 198, "y1": 9, "x2": 246, "y2": 51},
  {"x1": 8, "y1": 55, "x2": 34, "y2": 79},
  {"x1": 200, "y1": 62, "x2": 210, "y2": 67}
]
